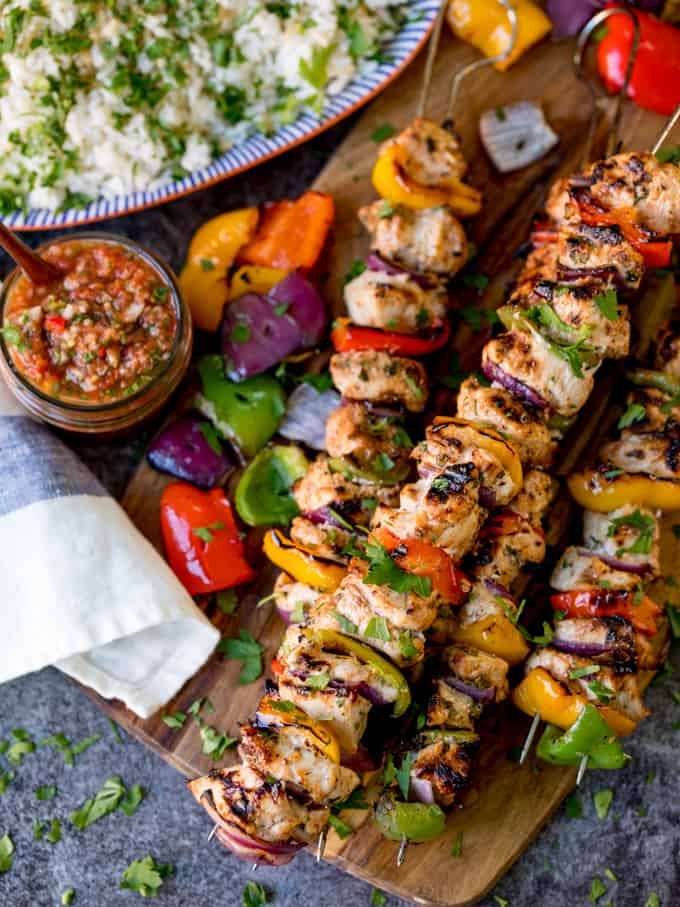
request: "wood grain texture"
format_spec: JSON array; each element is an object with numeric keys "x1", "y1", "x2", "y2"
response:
[{"x1": 84, "y1": 30, "x2": 670, "y2": 907}]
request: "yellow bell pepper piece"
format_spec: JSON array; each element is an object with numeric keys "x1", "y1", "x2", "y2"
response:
[
  {"x1": 452, "y1": 613, "x2": 529, "y2": 666},
  {"x1": 568, "y1": 468, "x2": 680, "y2": 514},
  {"x1": 263, "y1": 529, "x2": 345, "y2": 593},
  {"x1": 513, "y1": 668, "x2": 636, "y2": 736},
  {"x1": 179, "y1": 208, "x2": 259, "y2": 331},
  {"x1": 371, "y1": 144, "x2": 482, "y2": 217},
  {"x1": 228, "y1": 266, "x2": 290, "y2": 301},
  {"x1": 447, "y1": 0, "x2": 551, "y2": 72},
  {"x1": 433, "y1": 417, "x2": 523, "y2": 497},
  {"x1": 256, "y1": 696, "x2": 341, "y2": 763}
]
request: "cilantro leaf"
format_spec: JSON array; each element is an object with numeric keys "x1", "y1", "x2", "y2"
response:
[
  {"x1": 370, "y1": 890, "x2": 387, "y2": 907},
  {"x1": 120, "y1": 855, "x2": 174, "y2": 897},
  {"x1": 594, "y1": 289, "x2": 619, "y2": 321},
  {"x1": 46, "y1": 817, "x2": 62, "y2": 844},
  {"x1": 218, "y1": 629, "x2": 264, "y2": 684},
  {"x1": 396, "y1": 752, "x2": 414, "y2": 800},
  {"x1": 451, "y1": 830, "x2": 463, "y2": 857},
  {"x1": 161, "y1": 711, "x2": 187, "y2": 729},
  {"x1": 119, "y1": 785, "x2": 145, "y2": 817},
  {"x1": 199, "y1": 725, "x2": 237, "y2": 760},
  {"x1": 70, "y1": 776, "x2": 126, "y2": 830},
  {"x1": 362, "y1": 540, "x2": 431, "y2": 597},
  {"x1": 618, "y1": 402, "x2": 646, "y2": 430},
  {"x1": 0, "y1": 834, "x2": 14, "y2": 873},
  {"x1": 593, "y1": 788, "x2": 613, "y2": 821},
  {"x1": 36, "y1": 785, "x2": 57, "y2": 801},
  {"x1": 371, "y1": 123, "x2": 395, "y2": 143},
  {"x1": 243, "y1": 881, "x2": 271, "y2": 907}
]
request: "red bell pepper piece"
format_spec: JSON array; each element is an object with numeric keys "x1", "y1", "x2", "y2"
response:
[
  {"x1": 479, "y1": 509, "x2": 526, "y2": 539},
  {"x1": 598, "y1": 5, "x2": 680, "y2": 117},
  {"x1": 44, "y1": 315, "x2": 66, "y2": 333},
  {"x1": 371, "y1": 526, "x2": 470, "y2": 604},
  {"x1": 331, "y1": 317, "x2": 450, "y2": 356},
  {"x1": 550, "y1": 589, "x2": 662, "y2": 637},
  {"x1": 237, "y1": 191, "x2": 335, "y2": 272},
  {"x1": 575, "y1": 192, "x2": 673, "y2": 269},
  {"x1": 160, "y1": 482, "x2": 255, "y2": 596}
]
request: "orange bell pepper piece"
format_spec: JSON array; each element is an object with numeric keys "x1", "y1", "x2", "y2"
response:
[{"x1": 238, "y1": 191, "x2": 335, "y2": 272}]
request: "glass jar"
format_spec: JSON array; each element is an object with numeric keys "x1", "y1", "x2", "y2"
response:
[{"x1": 0, "y1": 232, "x2": 192, "y2": 434}]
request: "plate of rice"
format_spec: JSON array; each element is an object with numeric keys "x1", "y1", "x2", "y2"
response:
[{"x1": 0, "y1": 1, "x2": 439, "y2": 230}]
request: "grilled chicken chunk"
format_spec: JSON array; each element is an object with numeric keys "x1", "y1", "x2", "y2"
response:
[
  {"x1": 552, "y1": 617, "x2": 637, "y2": 673},
  {"x1": 408, "y1": 731, "x2": 479, "y2": 808},
  {"x1": 330, "y1": 351, "x2": 428, "y2": 412},
  {"x1": 187, "y1": 765, "x2": 328, "y2": 844},
  {"x1": 623, "y1": 385, "x2": 680, "y2": 434},
  {"x1": 557, "y1": 223, "x2": 644, "y2": 290},
  {"x1": 273, "y1": 573, "x2": 321, "y2": 620},
  {"x1": 385, "y1": 117, "x2": 468, "y2": 187},
  {"x1": 239, "y1": 724, "x2": 359, "y2": 803},
  {"x1": 512, "y1": 469, "x2": 558, "y2": 524},
  {"x1": 580, "y1": 152, "x2": 680, "y2": 236},
  {"x1": 413, "y1": 420, "x2": 521, "y2": 505},
  {"x1": 289, "y1": 516, "x2": 352, "y2": 564},
  {"x1": 313, "y1": 582, "x2": 426, "y2": 668},
  {"x1": 293, "y1": 454, "x2": 399, "y2": 516},
  {"x1": 344, "y1": 269, "x2": 448, "y2": 335},
  {"x1": 465, "y1": 509, "x2": 546, "y2": 588},
  {"x1": 277, "y1": 680, "x2": 372, "y2": 754},
  {"x1": 599, "y1": 430, "x2": 680, "y2": 481},
  {"x1": 551, "y1": 546, "x2": 642, "y2": 592},
  {"x1": 358, "y1": 202, "x2": 469, "y2": 276},
  {"x1": 509, "y1": 278, "x2": 630, "y2": 359},
  {"x1": 456, "y1": 376, "x2": 557, "y2": 468},
  {"x1": 458, "y1": 579, "x2": 520, "y2": 626},
  {"x1": 654, "y1": 318, "x2": 680, "y2": 378},
  {"x1": 373, "y1": 463, "x2": 485, "y2": 561},
  {"x1": 521, "y1": 242, "x2": 559, "y2": 283},
  {"x1": 483, "y1": 328, "x2": 596, "y2": 416},
  {"x1": 427, "y1": 679, "x2": 482, "y2": 730},
  {"x1": 278, "y1": 626, "x2": 401, "y2": 707},
  {"x1": 583, "y1": 505, "x2": 661, "y2": 576},
  {"x1": 527, "y1": 647, "x2": 649, "y2": 722},
  {"x1": 325, "y1": 402, "x2": 413, "y2": 476},
  {"x1": 444, "y1": 644, "x2": 510, "y2": 702}
]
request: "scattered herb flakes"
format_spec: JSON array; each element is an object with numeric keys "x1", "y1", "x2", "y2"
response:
[
  {"x1": 46, "y1": 817, "x2": 62, "y2": 844},
  {"x1": 6, "y1": 730, "x2": 35, "y2": 765},
  {"x1": 451, "y1": 830, "x2": 463, "y2": 857},
  {"x1": 395, "y1": 752, "x2": 414, "y2": 801},
  {"x1": 565, "y1": 792, "x2": 583, "y2": 819},
  {"x1": 604, "y1": 868, "x2": 618, "y2": 882},
  {"x1": 36, "y1": 785, "x2": 57, "y2": 801},
  {"x1": 218, "y1": 629, "x2": 264, "y2": 684},
  {"x1": 33, "y1": 818, "x2": 45, "y2": 841},
  {"x1": 618, "y1": 402, "x2": 646, "y2": 430},
  {"x1": 120, "y1": 785, "x2": 145, "y2": 817},
  {"x1": 343, "y1": 259, "x2": 367, "y2": 285},
  {"x1": 305, "y1": 670, "x2": 330, "y2": 690},
  {"x1": 376, "y1": 199, "x2": 395, "y2": 219},
  {"x1": 0, "y1": 834, "x2": 14, "y2": 873},
  {"x1": 370, "y1": 890, "x2": 387, "y2": 907},
  {"x1": 70, "y1": 775, "x2": 126, "y2": 830},
  {"x1": 243, "y1": 881, "x2": 272, "y2": 907},
  {"x1": 333, "y1": 611, "x2": 358, "y2": 636},
  {"x1": 594, "y1": 289, "x2": 619, "y2": 321},
  {"x1": 328, "y1": 814, "x2": 353, "y2": 839},
  {"x1": 461, "y1": 273, "x2": 489, "y2": 292},
  {"x1": 216, "y1": 588, "x2": 239, "y2": 616},
  {"x1": 332, "y1": 787, "x2": 369, "y2": 812},
  {"x1": 645, "y1": 771, "x2": 656, "y2": 785},
  {"x1": 644, "y1": 894, "x2": 660, "y2": 907},
  {"x1": 0, "y1": 741, "x2": 7, "y2": 754},
  {"x1": 269, "y1": 700, "x2": 296, "y2": 713},
  {"x1": 587, "y1": 680, "x2": 615, "y2": 704},
  {"x1": 593, "y1": 789, "x2": 613, "y2": 821},
  {"x1": 636, "y1": 806, "x2": 648, "y2": 817},
  {"x1": 371, "y1": 123, "x2": 395, "y2": 143},
  {"x1": 199, "y1": 725, "x2": 237, "y2": 761},
  {"x1": 193, "y1": 521, "x2": 226, "y2": 543},
  {"x1": 161, "y1": 711, "x2": 187, "y2": 730},
  {"x1": 107, "y1": 719, "x2": 123, "y2": 744},
  {"x1": 40, "y1": 732, "x2": 101, "y2": 766},
  {"x1": 362, "y1": 540, "x2": 431, "y2": 597},
  {"x1": 589, "y1": 877, "x2": 607, "y2": 903},
  {"x1": 120, "y1": 855, "x2": 175, "y2": 898},
  {"x1": 0, "y1": 771, "x2": 15, "y2": 795},
  {"x1": 493, "y1": 897, "x2": 509, "y2": 907},
  {"x1": 61, "y1": 890, "x2": 75, "y2": 906}
]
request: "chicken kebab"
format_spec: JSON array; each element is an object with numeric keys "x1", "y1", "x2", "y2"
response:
[
  {"x1": 514, "y1": 279, "x2": 680, "y2": 774},
  {"x1": 187, "y1": 117, "x2": 483, "y2": 864},
  {"x1": 370, "y1": 148, "x2": 679, "y2": 847}
]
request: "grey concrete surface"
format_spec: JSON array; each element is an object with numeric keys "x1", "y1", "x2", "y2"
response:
[{"x1": 1, "y1": 121, "x2": 679, "y2": 907}]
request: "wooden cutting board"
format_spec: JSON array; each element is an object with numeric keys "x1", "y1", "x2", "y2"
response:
[{"x1": 85, "y1": 28, "x2": 674, "y2": 907}]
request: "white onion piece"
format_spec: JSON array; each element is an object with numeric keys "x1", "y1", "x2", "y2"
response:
[
  {"x1": 479, "y1": 102, "x2": 559, "y2": 174},
  {"x1": 410, "y1": 777, "x2": 435, "y2": 805},
  {"x1": 279, "y1": 383, "x2": 342, "y2": 450}
]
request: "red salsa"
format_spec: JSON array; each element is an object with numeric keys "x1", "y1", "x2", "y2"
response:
[{"x1": 2, "y1": 239, "x2": 178, "y2": 404}]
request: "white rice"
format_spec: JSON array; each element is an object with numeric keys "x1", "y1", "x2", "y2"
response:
[{"x1": 0, "y1": 0, "x2": 408, "y2": 212}]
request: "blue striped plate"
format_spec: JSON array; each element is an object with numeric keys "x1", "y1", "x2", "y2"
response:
[{"x1": 6, "y1": 1, "x2": 440, "y2": 231}]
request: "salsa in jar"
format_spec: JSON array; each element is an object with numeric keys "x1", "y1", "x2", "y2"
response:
[{"x1": 1, "y1": 238, "x2": 178, "y2": 404}]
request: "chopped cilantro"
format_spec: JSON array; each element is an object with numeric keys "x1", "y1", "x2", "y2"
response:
[
  {"x1": 161, "y1": 712, "x2": 187, "y2": 729},
  {"x1": 451, "y1": 830, "x2": 463, "y2": 857},
  {"x1": 593, "y1": 788, "x2": 613, "y2": 821},
  {"x1": 371, "y1": 123, "x2": 395, "y2": 143},
  {"x1": 362, "y1": 540, "x2": 431, "y2": 597},
  {"x1": 589, "y1": 877, "x2": 607, "y2": 903},
  {"x1": 119, "y1": 856, "x2": 174, "y2": 897},
  {"x1": 70, "y1": 776, "x2": 127, "y2": 830},
  {"x1": 36, "y1": 785, "x2": 57, "y2": 801},
  {"x1": 370, "y1": 889, "x2": 387, "y2": 906},
  {"x1": 0, "y1": 834, "x2": 14, "y2": 874},
  {"x1": 618, "y1": 403, "x2": 646, "y2": 430},
  {"x1": 328, "y1": 814, "x2": 353, "y2": 839},
  {"x1": 594, "y1": 289, "x2": 619, "y2": 321},
  {"x1": 565, "y1": 792, "x2": 583, "y2": 818},
  {"x1": 218, "y1": 629, "x2": 264, "y2": 684}
]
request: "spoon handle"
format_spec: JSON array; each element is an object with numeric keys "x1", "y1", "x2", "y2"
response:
[{"x1": 0, "y1": 223, "x2": 60, "y2": 285}]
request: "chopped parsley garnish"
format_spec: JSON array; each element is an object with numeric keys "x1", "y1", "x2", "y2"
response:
[
  {"x1": 593, "y1": 289, "x2": 619, "y2": 321},
  {"x1": 607, "y1": 509, "x2": 655, "y2": 555},
  {"x1": 0, "y1": 834, "x2": 14, "y2": 873},
  {"x1": 161, "y1": 711, "x2": 187, "y2": 729},
  {"x1": 333, "y1": 611, "x2": 358, "y2": 635},
  {"x1": 200, "y1": 258, "x2": 216, "y2": 271},
  {"x1": 305, "y1": 671, "x2": 330, "y2": 691},
  {"x1": 61, "y1": 889, "x2": 75, "y2": 905},
  {"x1": 218, "y1": 629, "x2": 264, "y2": 684},
  {"x1": 343, "y1": 259, "x2": 367, "y2": 285},
  {"x1": 593, "y1": 788, "x2": 613, "y2": 821},
  {"x1": 565, "y1": 792, "x2": 582, "y2": 818},
  {"x1": 242, "y1": 881, "x2": 272, "y2": 907},
  {"x1": 199, "y1": 725, "x2": 237, "y2": 760},
  {"x1": 376, "y1": 199, "x2": 395, "y2": 219},
  {"x1": 70, "y1": 775, "x2": 127, "y2": 830},
  {"x1": 230, "y1": 322, "x2": 251, "y2": 344},
  {"x1": 451, "y1": 830, "x2": 463, "y2": 857},
  {"x1": 618, "y1": 402, "x2": 646, "y2": 429},
  {"x1": 216, "y1": 588, "x2": 239, "y2": 616},
  {"x1": 462, "y1": 272, "x2": 489, "y2": 292},
  {"x1": 587, "y1": 680, "x2": 615, "y2": 704},
  {"x1": 120, "y1": 856, "x2": 174, "y2": 897},
  {"x1": 107, "y1": 718, "x2": 123, "y2": 744},
  {"x1": 589, "y1": 877, "x2": 607, "y2": 903},
  {"x1": 569, "y1": 665, "x2": 600, "y2": 680},
  {"x1": 398, "y1": 631, "x2": 419, "y2": 659},
  {"x1": 36, "y1": 785, "x2": 57, "y2": 801},
  {"x1": 361, "y1": 540, "x2": 431, "y2": 598},
  {"x1": 371, "y1": 123, "x2": 395, "y2": 143},
  {"x1": 364, "y1": 616, "x2": 391, "y2": 642}
]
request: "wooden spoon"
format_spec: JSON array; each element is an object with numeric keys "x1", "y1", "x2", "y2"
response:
[{"x1": 0, "y1": 223, "x2": 60, "y2": 285}]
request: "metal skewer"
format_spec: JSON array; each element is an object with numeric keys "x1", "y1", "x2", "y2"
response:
[
  {"x1": 576, "y1": 754, "x2": 589, "y2": 786},
  {"x1": 652, "y1": 102, "x2": 680, "y2": 156},
  {"x1": 397, "y1": 834, "x2": 408, "y2": 867},
  {"x1": 207, "y1": 824, "x2": 218, "y2": 843},
  {"x1": 316, "y1": 828, "x2": 327, "y2": 863},
  {"x1": 573, "y1": 7, "x2": 640, "y2": 165},
  {"x1": 518, "y1": 713, "x2": 541, "y2": 766},
  {"x1": 416, "y1": 0, "x2": 449, "y2": 120}
]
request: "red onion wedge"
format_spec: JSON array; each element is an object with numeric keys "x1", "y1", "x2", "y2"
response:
[
  {"x1": 410, "y1": 776, "x2": 435, "y2": 805},
  {"x1": 269, "y1": 272, "x2": 328, "y2": 346},
  {"x1": 221, "y1": 292, "x2": 303, "y2": 380},
  {"x1": 445, "y1": 676, "x2": 496, "y2": 703},
  {"x1": 552, "y1": 638, "x2": 614, "y2": 657},
  {"x1": 365, "y1": 252, "x2": 433, "y2": 288},
  {"x1": 484, "y1": 579, "x2": 515, "y2": 602},
  {"x1": 482, "y1": 358, "x2": 549, "y2": 410},
  {"x1": 478, "y1": 486, "x2": 497, "y2": 509},
  {"x1": 147, "y1": 414, "x2": 232, "y2": 488},
  {"x1": 576, "y1": 547, "x2": 649, "y2": 576}
]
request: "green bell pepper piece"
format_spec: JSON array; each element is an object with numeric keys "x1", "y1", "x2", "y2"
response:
[
  {"x1": 197, "y1": 355, "x2": 286, "y2": 460},
  {"x1": 327, "y1": 456, "x2": 410, "y2": 486},
  {"x1": 374, "y1": 793, "x2": 446, "y2": 843},
  {"x1": 626, "y1": 367, "x2": 680, "y2": 400},
  {"x1": 235, "y1": 444, "x2": 309, "y2": 527},
  {"x1": 536, "y1": 704, "x2": 626, "y2": 769}
]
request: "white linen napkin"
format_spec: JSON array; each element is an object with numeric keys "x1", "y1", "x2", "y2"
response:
[{"x1": 0, "y1": 380, "x2": 219, "y2": 718}]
